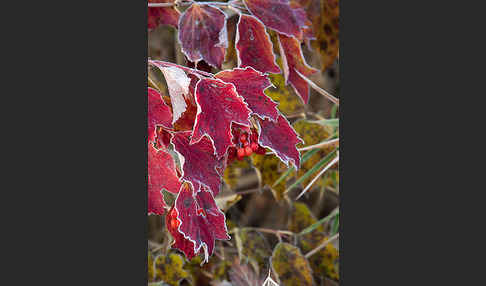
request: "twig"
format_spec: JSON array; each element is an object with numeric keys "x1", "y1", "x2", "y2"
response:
[
  {"x1": 298, "y1": 138, "x2": 339, "y2": 152},
  {"x1": 234, "y1": 188, "x2": 261, "y2": 196},
  {"x1": 304, "y1": 233, "x2": 339, "y2": 258},
  {"x1": 148, "y1": 59, "x2": 214, "y2": 78},
  {"x1": 265, "y1": 138, "x2": 339, "y2": 155},
  {"x1": 295, "y1": 154, "x2": 339, "y2": 200},
  {"x1": 229, "y1": 227, "x2": 294, "y2": 237},
  {"x1": 148, "y1": 240, "x2": 165, "y2": 252},
  {"x1": 222, "y1": 240, "x2": 234, "y2": 247},
  {"x1": 201, "y1": 269, "x2": 215, "y2": 279},
  {"x1": 285, "y1": 112, "x2": 306, "y2": 120},
  {"x1": 148, "y1": 1, "x2": 237, "y2": 8},
  {"x1": 216, "y1": 245, "x2": 238, "y2": 253},
  {"x1": 219, "y1": 241, "x2": 225, "y2": 260},
  {"x1": 213, "y1": 247, "x2": 224, "y2": 260},
  {"x1": 306, "y1": 111, "x2": 325, "y2": 121},
  {"x1": 148, "y1": 75, "x2": 159, "y2": 89},
  {"x1": 148, "y1": 2, "x2": 177, "y2": 7},
  {"x1": 296, "y1": 70, "x2": 339, "y2": 105}
]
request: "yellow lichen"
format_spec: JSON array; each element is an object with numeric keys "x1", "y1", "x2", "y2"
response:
[
  {"x1": 154, "y1": 253, "x2": 189, "y2": 286},
  {"x1": 271, "y1": 242, "x2": 314, "y2": 286}
]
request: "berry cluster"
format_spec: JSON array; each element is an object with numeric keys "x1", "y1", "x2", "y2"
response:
[{"x1": 228, "y1": 127, "x2": 266, "y2": 162}]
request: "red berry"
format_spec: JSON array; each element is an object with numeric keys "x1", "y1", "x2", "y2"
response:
[
  {"x1": 240, "y1": 133, "x2": 247, "y2": 143},
  {"x1": 251, "y1": 142, "x2": 259, "y2": 151},
  {"x1": 237, "y1": 148, "x2": 245, "y2": 160},
  {"x1": 244, "y1": 146, "x2": 253, "y2": 156},
  {"x1": 170, "y1": 218, "x2": 179, "y2": 229}
]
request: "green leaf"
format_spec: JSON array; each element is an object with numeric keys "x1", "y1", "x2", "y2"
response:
[
  {"x1": 299, "y1": 208, "x2": 339, "y2": 236},
  {"x1": 312, "y1": 118, "x2": 339, "y2": 128},
  {"x1": 331, "y1": 104, "x2": 338, "y2": 118},
  {"x1": 331, "y1": 213, "x2": 340, "y2": 236}
]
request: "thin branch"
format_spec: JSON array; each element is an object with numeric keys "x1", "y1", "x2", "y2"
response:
[
  {"x1": 304, "y1": 233, "x2": 339, "y2": 258},
  {"x1": 298, "y1": 138, "x2": 339, "y2": 152},
  {"x1": 234, "y1": 188, "x2": 262, "y2": 196},
  {"x1": 201, "y1": 1, "x2": 234, "y2": 6},
  {"x1": 296, "y1": 70, "x2": 339, "y2": 105},
  {"x1": 148, "y1": 1, "x2": 235, "y2": 8},
  {"x1": 213, "y1": 247, "x2": 224, "y2": 260},
  {"x1": 295, "y1": 155, "x2": 339, "y2": 200},
  {"x1": 222, "y1": 239, "x2": 234, "y2": 247},
  {"x1": 148, "y1": 240, "x2": 165, "y2": 252},
  {"x1": 306, "y1": 111, "x2": 326, "y2": 121},
  {"x1": 229, "y1": 227, "x2": 294, "y2": 237},
  {"x1": 148, "y1": 2, "x2": 177, "y2": 7},
  {"x1": 214, "y1": 188, "x2": 260, "y2": 203},
  {"x1": 201, "y1": 269, "x2": 215, "y2": 279},
  {"x1": 265, "y1": 138, "x2": 339, "y2": 155},
  {"x1": 149, "y1": 59, "x2": 214, "y2": 78}
]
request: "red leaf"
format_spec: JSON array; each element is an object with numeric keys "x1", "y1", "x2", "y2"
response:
[
  {"x1": 174, "y1": 183, "x2": 229, "y2": 262},
  {"x1": 166, "y1": 207, "x2": 197, "y2": 260},
  {"x1": 195, "y1": 186, "x2": 230, "y2": 241},
  {"x1": 289, "y1": 0, "x2": 319, "y2": 45},
  {"x1": 216, "y1": 67, "x2": 279, "y2": 121},
  {"x1": 235, "y1": 14, "x2": 280, "y2": 74},
  {"x1": 148, "y1": 0, "x2": 180, "y2": 30},
  {"x1": 243, "y1": 0, "x2": 306, "y2": 38},
  {"x1": 191, "y1": 78, "x2": 252, "y2": 159},
  {"x1": 148, "y1": 144, "x2": 181, "y2": 215},
  {"x1": 278, "y1": 33, "x2": 318, "y2": 104},
  {"x1": 171, "y1": 131, "x2": 224, "y2": 196},
  {"x1": 178, "y1": 3, "x2": 228, "y2": 69},
  {"x1": 154, "y1": 126, "x2": 172, "y2": 151},
  {"x1": 148, "y1": 87, "x2": 173, "y2": 143},
  {"x1": 257, "y1": 115, "x2": 303, "y2": 168}
]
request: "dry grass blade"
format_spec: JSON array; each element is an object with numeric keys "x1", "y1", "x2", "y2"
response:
[
  {"x1": 304, "y1": 233, "x2": 339, "y2": 258},
  {"x1": 296, "y1": 70, "x2": 339, "y2": 105},
  {"x1": 295, "y1": 155, "x2": 339, "y2": 200},
  {"x1": 298, "y1": 207, "x2": 339, "y2": 235},
  {"x1": 284, "y1": 149, "x2": 338, "y2": 195},
  {"x1": 298, "y1": 138, "x2": 339, "y2": 152},
  {"x1": 148, "y1": 2, "x2": 175, "y2": 8},
  {"x1": 272, "y1": 148, "x2": 320, "y2": 187},
  {"x1": 265, "y1": 138, "x2": 338, "y2": 155},
  {"x1": 230, "y1": 227, "x2": 294, "y2": 237}
]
